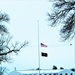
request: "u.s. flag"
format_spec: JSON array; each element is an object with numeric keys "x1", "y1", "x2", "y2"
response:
[{"x1": 41, "y1": 43, "x2": 47, "y2": 47}]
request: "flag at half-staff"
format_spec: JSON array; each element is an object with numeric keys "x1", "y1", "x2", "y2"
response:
[
  {"x1": 41, "y1": 43, "x2": 47, "y2": 47},
  {"x1": 40, "y1": 43, "x2": 48, "y2": 57},
  {"x1": 41, "y1": 52, "x2": 48, "y2": 57}
]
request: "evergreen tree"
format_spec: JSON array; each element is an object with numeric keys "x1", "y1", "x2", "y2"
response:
[{"x1": 52, "y1": 65, "x2": 57, "y2": 70}]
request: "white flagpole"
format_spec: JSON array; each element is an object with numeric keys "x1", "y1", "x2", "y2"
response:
[
  {"x1": 37, "y1": 20, "x2": 40, "y2": 75},
  {"x1": 74, "y1": 38, "x2": 75, "y2": 68}
]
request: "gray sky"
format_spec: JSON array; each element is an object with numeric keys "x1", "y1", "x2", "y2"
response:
[{"x1": 0, "y1": 0, "x2": 74, "y2": 71}]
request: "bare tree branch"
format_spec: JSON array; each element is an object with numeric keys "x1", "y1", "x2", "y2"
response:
[
  {"x1": 0, "y1": 11, "x2": 28, "y2": 63},
  {"x1": 48, "y1": 0, "x2": 75, "y2": 41},
  {"x1": 0, "y1": 66, "x2": 8, "y2": 75},
  {"x1": 0, "y1": 41, "x2": 28, "y2": 56}
]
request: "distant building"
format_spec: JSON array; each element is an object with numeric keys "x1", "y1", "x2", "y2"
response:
[{"x1": 7, "y1": 69, "x2": 75, "y2": 75}]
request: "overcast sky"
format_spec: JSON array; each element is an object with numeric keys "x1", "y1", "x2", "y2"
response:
[{"x1": 0, "y1": 0, "x2": 74, "y2": 72}]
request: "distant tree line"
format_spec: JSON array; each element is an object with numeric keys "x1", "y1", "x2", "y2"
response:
[
  {"x1": 35, "y1": 65, "x2": 75, "y2": 72},
  {"x1": 52, "y1": 65, "x2": 64, "y2": 70},
  {"x1": 35, "y1": 65, "x2": 64, "y2": 70}
]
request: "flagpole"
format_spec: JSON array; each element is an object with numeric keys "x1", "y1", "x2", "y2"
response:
[
  {"x1": 37, "y1": 20, "x2": 40, "y2": 75},
  {"x1": 74, "y1": 37, "x2": 75, "y2": 68}
]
